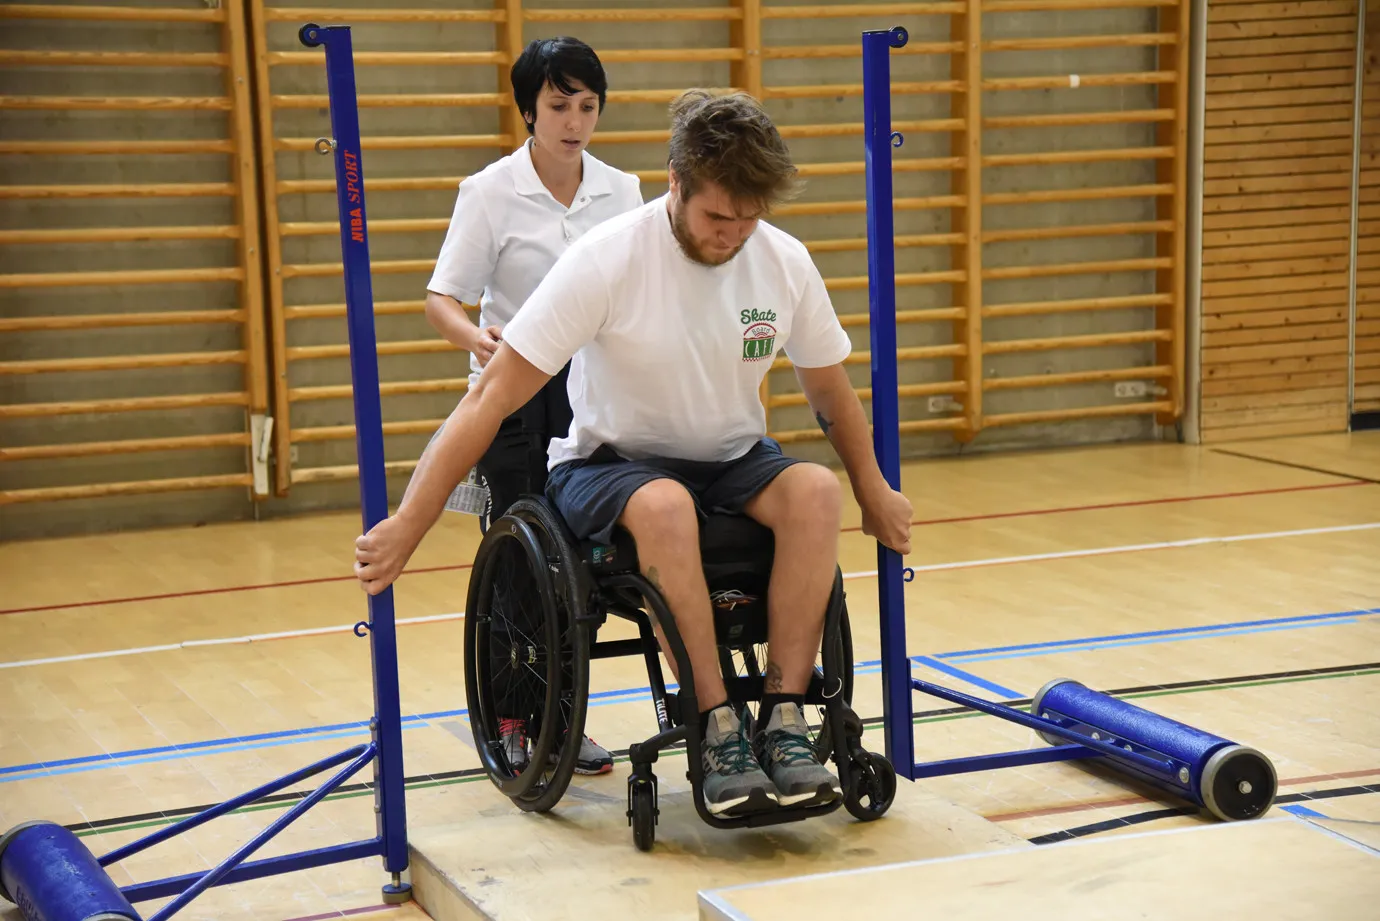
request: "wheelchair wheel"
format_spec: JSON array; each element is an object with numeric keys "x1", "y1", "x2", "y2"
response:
[
  {"x1": 844, "y1": 750, "x2": 896, "y2": 822},
  {"x1": 464, "y1": 499, "x2": 590, "y2": 812},
  {"x1": 627, "y1": 773, "x2": 657, "y2": 852}
]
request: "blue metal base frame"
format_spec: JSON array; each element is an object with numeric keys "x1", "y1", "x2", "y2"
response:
[
  {"x1": 1, "y1": 22, "x2": 411, "y2": 921},
  {"x1": 861, "y1": 26, "x2": 1276, "y2": 822}
]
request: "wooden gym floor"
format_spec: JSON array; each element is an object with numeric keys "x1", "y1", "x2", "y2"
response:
[{"x1": 1, "y1": 432, "x2": 1377, "y2": 920}]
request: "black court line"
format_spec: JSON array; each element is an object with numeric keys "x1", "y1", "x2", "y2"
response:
[
  {"x1": 1209, "y1": 447, "x2": 1380, "y2": 486},
  {"x1": 1029, "y1": 784, "x2": 1380, "y2": 845},
  {"x1": 63, "y1": 660, "x2": 1380, "y2": 835}
]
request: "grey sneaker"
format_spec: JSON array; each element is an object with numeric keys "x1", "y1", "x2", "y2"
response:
[
  {"x1": 753, "y1": 703, "x2": 842, "y2": 807},
  {"x1": 701, "y1": 706, "x2": 779, "y2": 816}
]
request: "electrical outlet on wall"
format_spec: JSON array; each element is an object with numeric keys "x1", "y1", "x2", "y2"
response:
[
  {"x1": 290, "y1": 445, "x2": 300, "y2": 463},
  {"x1": 927, "y1": 396, "x2": 962, "y2": 413},
  {"x1": 1114, "y1": 381, "x2": 1149, "y2": 398}
]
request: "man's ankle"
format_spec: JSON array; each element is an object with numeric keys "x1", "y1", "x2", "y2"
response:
[{"x1": 759, "y1": 694, "x2": 805, "y2": 722}]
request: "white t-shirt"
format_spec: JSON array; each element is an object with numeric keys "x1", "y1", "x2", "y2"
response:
[
  {"x1": 426, "y1": 139, "x2": 643, "y2": 387},
  {"x1": 502, "y1": 195, "x2": 854, "y2": 467}
]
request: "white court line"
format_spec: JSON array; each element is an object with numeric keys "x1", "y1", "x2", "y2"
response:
[{"x1": 4, "y1": 521, "x2": 1377, "y2": 672}]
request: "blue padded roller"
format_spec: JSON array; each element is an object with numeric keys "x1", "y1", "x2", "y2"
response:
[
  {"x1": 1032, "y1": 679, "x2": 1276, "y2": 821},
  {"x1": 0, "y1": 822, "x2": 140, "y2": 921}
]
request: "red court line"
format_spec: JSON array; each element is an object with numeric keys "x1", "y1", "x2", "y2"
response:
[
  {"x1": 983, "y1": 766, "x2": 1380, "y2": 823},
  {"x1": 6, "y1": 480, "x2": 1366, "y2": 617}
]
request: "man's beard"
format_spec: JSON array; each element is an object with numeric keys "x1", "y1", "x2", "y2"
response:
[{"x1": 669, "y1": 200, "x2": 745, "y2": 267}]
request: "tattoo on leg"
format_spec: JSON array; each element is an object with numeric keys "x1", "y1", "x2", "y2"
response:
[
  {"x1": 765, "y1": 660, "x2": 784, "y2": 694},
  {"x1": 646, "y1": 565, "x2": 662, "y2": 591},
  {"x1": 815, "y1": 411, "x2": 834, "y2": 437}
]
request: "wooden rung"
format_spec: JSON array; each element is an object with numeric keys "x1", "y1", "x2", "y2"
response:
[
  {"x1": 826, "y1": 271, "x2": 966, "y2": 291},
  {"x1": 764, "y1": 81, "x2": 963, "y2": 99},
  {"x1": 608, "y1": 88, "x2": 736, "y2": 104},
  {"x1": 0, "y1": 182, "x2": 235, "y2": 200},
  {"x1": 0, "y1": 350, "x2": 246, "y2": 375},
  {"x1": 277, "y1": 134, "x2": 511, "y2": 152},
  {"x1": 983, "y1": 220, "x2": 1174, "y2": 243},
  {"x1": 291, "y1": 419, "x2": 448, "y2": 443},
  {"x1": 985, "y1": 365, "x2": 1174, "y2": 390},
  {"x1": 985, "y1": 329, "x2": 1173, "y2": 354},
  {"x1": 268, "y1": 51, "x2": 505, "y2": 66},
  {"x1": 289, "y1": 378, "x2": 468, "y2": 402},
  {"x1": 769, "y1": 380, "x2": 967, "y2": 408},
  {"x1": 0, "y1": 392, "x2": 248, "y2": 419},
  {"x1": 274, "y1": 93, "x2": 505, "y2": 109},
  {"x1": 0, "y1": 50, "x2": 228, "y2": 67},
  {"x1": 807, "y1": 233, "x2": 964, "y2": 252},
  {"x1": 281, "y1": 259, "x2": 435, "y2": 279},
  {"x1": 525, "y1": 7, "x2": 743, "y2": 21},
  {"x1": 984, "y1": 71, "x2": 1176, "y2": 91},
  {"x1": 291, "y1": 461, "x2": 418, "y2": 485},
  {"x1": 0, "y1": 267, "x2": 243, "y2": 288},
  {"x1": 762, "y1": 42, "x2": 962, "y2": 59},
  {"x1": 278, "y1": 176, "x2": 464, "y2": 195},
  {"x1": 983, "y1": 257, "x2": 1172, "y2": 280},
  {"x1": 984, "y1": 33, "x2": 1177, "y2": 51},
  {"x1": 0, "y1": 432, "x2": 250, "y2": 462},
  {"x1": 984, "y1": 109, "x2": 1174, "y2": 128},
  {"x1": 0, "y1": 309, "x2": 244, "y2": 332},
  {"x1": 985, "y1": 0, "x2": 1175, "y2": 8},
  {"x1": 264, "y1": 7, "x2": 502, "y2": 23},
  {"x1": 0, "y1": 225, "x2": 240, "y2": 245},
  {"x1": 285, "y1": 300, "x2": 427, "y2": 321},
  {"x1": 0, "y1": 95, "x2": 231, "y2": 111},
  {"x1": 763, "y1": 4, "x2": 965, "y2": 18},
  {"x1": 983, "y1": 146, "x2": 1174, "y2": 167},
  {"x1": 773, "y1": 416, "x2": 969, "y2": 444},
  {"x1": 600, "y1": 48, "x2": 744, "y2": 63},
  {"x1": 984, "y1": 294, "x2": 1173, "y2": 317},
  {"x1": 0, "y1": 139, "x2": 235, "y2": 155},
  {"x1": 777, "y1": 196, "x2": 966, "y2": 217},
  {"x1": 772, "y1": 344, "x2": 966, "y2": 372},
  {"x1": 278, "y1": 218, "x2": 447, "y2": 237},
  {"x1": 591, "y1": 119, "x2": 966, "y2": 145},
  {"x1": 984, "y1": 184, "x2": 1173, "y2": 205},
  {"x1": 0, "y1": 3, "x2": 225, "y2": 22},
  {"x1": 837, "y1": 308, "x2": 969, "y2": 327},
  {"x1": 0, "y1": 473, "x2": 253, "y2": 505},
  {"x1": 983, "y1": 401, "x2": 1174, "y2": 428},
  {"x1": 287, "y1": 340, "x2": 452, "y2": 361}
]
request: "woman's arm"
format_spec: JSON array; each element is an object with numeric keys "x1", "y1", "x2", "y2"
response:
[{"x1": 424, "y1": 290, "x2": 502, "y2": 367}]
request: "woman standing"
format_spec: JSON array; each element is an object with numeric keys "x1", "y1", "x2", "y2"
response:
[{"x1": 421, "y1": 38, "x2": 641, "y2": 778}]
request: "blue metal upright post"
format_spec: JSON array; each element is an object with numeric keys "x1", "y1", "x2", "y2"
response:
[
  {"x1": 299, "y1": 22, "x2": 410, "y2": 900},
  {"x1": 862, "y1": 26, "x2": 915, "y2": 781}
]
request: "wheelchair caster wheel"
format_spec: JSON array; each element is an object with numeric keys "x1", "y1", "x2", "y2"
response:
[
  {"x1": 628, "y1": 775, "x2": 658, "y2": 852},
  {"x1": 844, "y1": 750, "x2": 896, "y2": 822}
]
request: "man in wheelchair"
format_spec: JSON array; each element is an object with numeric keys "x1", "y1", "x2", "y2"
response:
[{"x1": 355, "y1": 88, "x2": 913, "y2": 819}]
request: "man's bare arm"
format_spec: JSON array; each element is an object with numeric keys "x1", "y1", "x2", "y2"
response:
[{"x1": 354, "y1": 342, "x2": 551, "y2": 594}]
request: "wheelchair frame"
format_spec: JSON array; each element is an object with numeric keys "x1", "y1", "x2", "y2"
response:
[{"x1": 463, "y1": 497, "x2": 896, "y2": 851}]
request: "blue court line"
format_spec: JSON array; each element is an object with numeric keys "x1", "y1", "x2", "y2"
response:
[
  {"x1": 939, "y1": 608, "x2": 1377, "y2": 663},
  {"x1": 3, "y1": 604, "x2": 1374, "y2": 783},
  {"x1": 1282, "y1": 804, "x2": 1329, "y2": 819},
  {"x1": 913, "y1": 656, "x2": 1020, "y2": 698}
]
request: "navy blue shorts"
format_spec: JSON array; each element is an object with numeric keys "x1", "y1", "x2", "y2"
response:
[{"x1": 545, "y1": 438, "x2": 801, "y2": 544}]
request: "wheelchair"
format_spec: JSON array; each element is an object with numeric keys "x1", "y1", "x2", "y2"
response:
[{"x1": 462, "y1": 495, "x2": 897, "y2": 851}]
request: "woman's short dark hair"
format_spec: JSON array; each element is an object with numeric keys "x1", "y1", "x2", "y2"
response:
[{"x1": 510, "y1": 37, "x2": 608, "y2": 135}]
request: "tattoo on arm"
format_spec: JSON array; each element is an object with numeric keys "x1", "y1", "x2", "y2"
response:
[
  {"x1": 765, "y1": 660, "x2": 784, "y2": 694},
  {"x1": 815, "y1": 411, "x2": 834, "y2": 437}
]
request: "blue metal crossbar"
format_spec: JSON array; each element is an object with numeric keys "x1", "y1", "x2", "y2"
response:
[{"x1": 94, "y1": 22, "x2": 412, "y2": 916}]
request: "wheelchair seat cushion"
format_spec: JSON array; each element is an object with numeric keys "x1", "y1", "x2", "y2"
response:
[{"x1": 580, "y1": 513, "x2": 774, "y2": 583}]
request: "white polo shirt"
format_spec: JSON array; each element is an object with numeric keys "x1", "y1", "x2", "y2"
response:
[
  {"x1": 426, "y1": 139, "x2": 643, "y2": 387},
  {"x1": 502, "y1": 195, "x2": 854, "y2": 467}
]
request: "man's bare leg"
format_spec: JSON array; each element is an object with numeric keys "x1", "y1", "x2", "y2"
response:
[
  {"x1": 742, "y1": 463, "x2": 842, "y2": 696},
  {"x1": 617, "y1": 479, "x2": 727, "y2": 714}
]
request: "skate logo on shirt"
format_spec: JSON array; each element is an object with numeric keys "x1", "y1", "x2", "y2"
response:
[{"x1": 740, "y1": 309, "x2": 778, "y2": 361}]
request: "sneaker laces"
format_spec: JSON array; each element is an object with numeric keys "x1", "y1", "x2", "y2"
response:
[
  {"x1": 706, "y1": 713, "x2": 757, "y2": 774},
  {"x1": 499, "y1": 718, "x2": 526, "y2": 744},
  {"x1": 763, "y1": 727, "x2": 819, "y2": 766}
]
